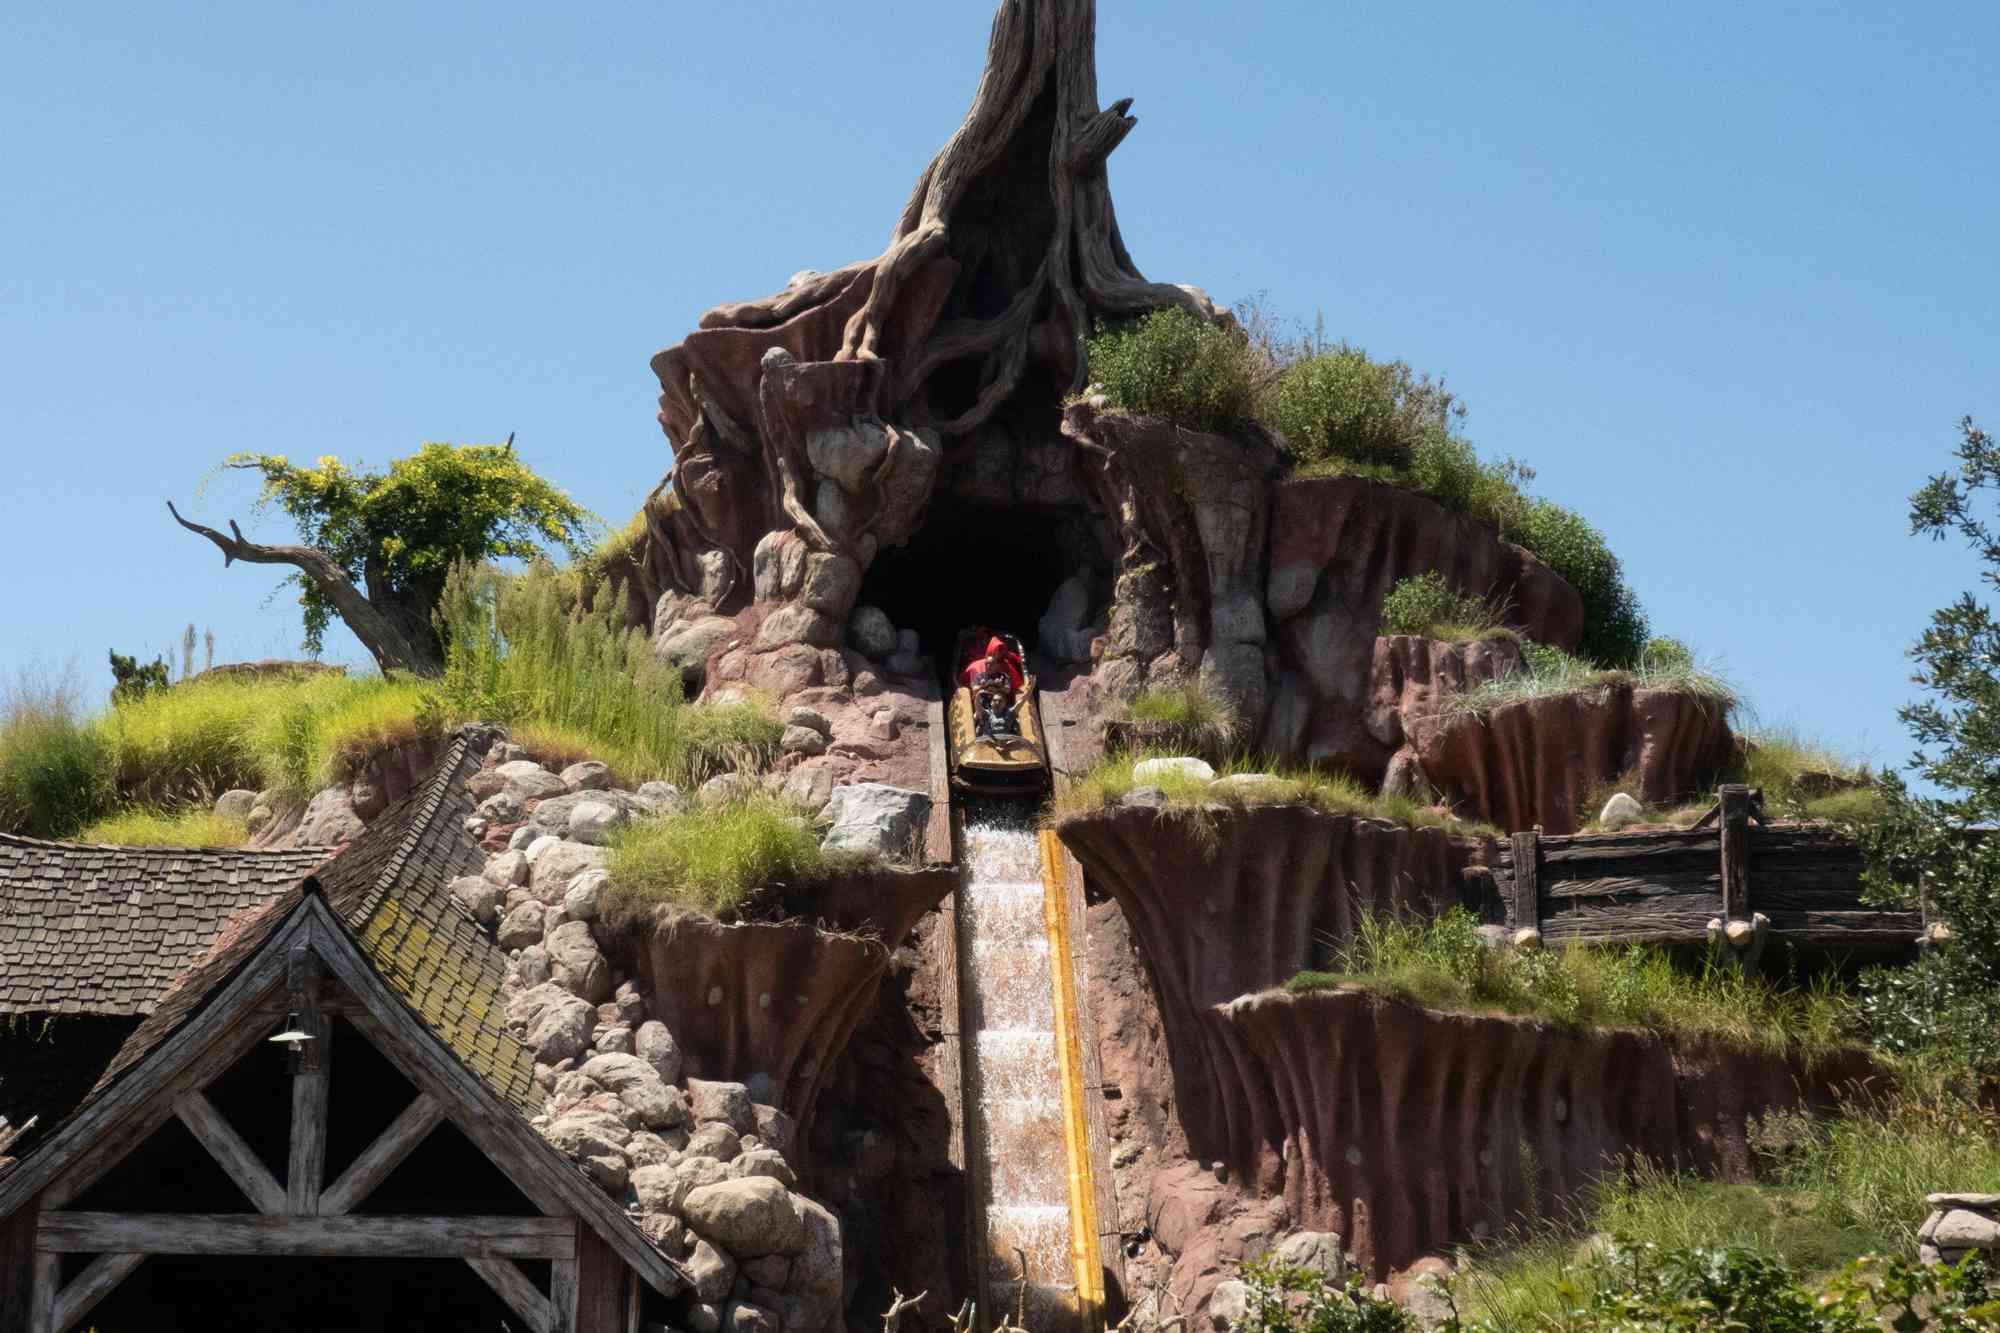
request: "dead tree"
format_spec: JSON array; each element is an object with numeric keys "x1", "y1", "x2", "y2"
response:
[
  {"x1": 166, "y1": 502, "x2": 442, "y2": 677},
  {"x1": 630, "y1": 0, "x2": 1221, "y2": 623}
]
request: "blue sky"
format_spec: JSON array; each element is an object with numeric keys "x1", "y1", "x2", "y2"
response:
[{"x1": 3, "y1": 2, "x2": 1994, "y2": 775}]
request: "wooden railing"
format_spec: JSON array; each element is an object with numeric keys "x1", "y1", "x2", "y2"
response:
[{"x1": 1486, "y1": 785, "x2": 1923, "y2": 961}]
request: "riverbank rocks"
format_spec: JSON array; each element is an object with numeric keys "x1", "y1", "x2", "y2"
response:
[
  {"x1": 1919, "y1": 1194, "x2": 2000, "y2": 1266},
  {"x1": 683, "y1": 1177, "x2": 807, "y2": 1257},
  {"x1": 820, "y1": 783, "x2": 930, "y2": 858}
]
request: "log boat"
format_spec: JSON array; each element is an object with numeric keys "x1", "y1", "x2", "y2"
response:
[{"x1": 946, "y1": 627, "x2": 1051, "y2": 798}]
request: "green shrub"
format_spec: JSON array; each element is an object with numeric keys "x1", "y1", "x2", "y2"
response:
[
  {"x1": 1264, "y1": 343, "x2": 1458, "y2": 473},
  {"x1": 0, "y1": 678, "x2": 115, "y2": 839},
  {"x1": 108, "y1": 650, "x2": 170, "y2": 705},
  {"x1": 1286, "y1": 908, "x2": 1855, "y2": 1059},
  {"x1": 75, "y1": 808, "x2": 249, "y2": 848},
  {"x1": 1516, "y1": 502, "x2": 1649, "y2": 667},
  {"x1": 603, "y1": 797, "x2": 864, "y2": 922},
  {"x1": 1379, "y1": 572, "x2": 1513, "y2": 642},
  {"x1": 1230, "y1": 1254, "x2": 1416, "y2": 1332},
  {"x1": 1085, "y1": 308, "x2": 1258, "y2": 433}
]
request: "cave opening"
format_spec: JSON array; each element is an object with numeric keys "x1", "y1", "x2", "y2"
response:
[{"x1": 860, "y1": 495, "x2": 1101, "y2": 677}]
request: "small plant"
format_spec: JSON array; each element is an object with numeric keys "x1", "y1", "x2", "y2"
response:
[
  {"x1": 1230, "y1": 1254, "x2": 1416, "y2": 1332},
  {"x1": 1444, "y1": 640, "x2": 1736, "y2": 717},
  {"x1": 74, "y1": 808, "x2": 250, "y2": 848},
  {"x1": 603, "y1": 796, "x2": 871, "y2": 923},
  {"x1": 1515, "y1": 502, "x2": 1650, "y2": 667},
  {"x1": 1126, "y1": 681, "x2": 1235, "y2": 754},
  {"x1": 108, "y1": 650, "x2": 171, "y2": 705},
  {"x1": 1086, "y1": 308, "x2": 1259, "y2": 433},
  {"x1": 1263, "y1": 341, "x2": 1461, "y2": 474},
  {"x1": 1378, "y1": 573, "x2": 1513, "y2": 642}
]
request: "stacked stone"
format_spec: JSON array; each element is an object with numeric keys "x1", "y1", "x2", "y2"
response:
[
  {"x1": 446, "y1": 748, "x2": 849, "y2": 1333},
  {"x1": 1919, "y1": 1193, "x2": 2000, "y2": 1268}
]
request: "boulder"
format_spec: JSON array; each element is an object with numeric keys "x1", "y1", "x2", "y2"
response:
[
  {"x1": 1038, "y1": 576, "x2": 1094, "y2": 662},
  {"x1": 723, "y1": 1302, "x2": 776, "y2": 1333},
  {"x1": 687, "y1": 1238, "x2": 738, "y2": 1304},
  {"x1": 545, "y1": 921, "x2": 612, "y2": 1003},
  {"x1": 686, "y1": 1122, "x2": 742, "y2": 1162},
  {"x1": 687, "y1": 1079, "x2": 757, "y2": 1134},
  {"x1": 700, "y1": 774, "x2": 755, "y2": 810},
  {"x1": 1275, "y1": 1230, "x2": 1345, "y2": 1279},
  {"x1": 484, "y1": 850, "x2": 531, "y2": 888},
  {"x1": 449, "y1": 876, "x2": 505, "y2": 928},
  {"x1": 297, "y1": 787, "x2": 365, "y2": 844},
  {"x1": 637, "y1": 780, "x2": 693, "y2": 815},
  {"x1": 580, "y1": 1053, "x2": 689, "y2": 1131},
  {"x1": 785, "y1": 1197, "x2": 843, "y2": 1322},
  {"x1": 567, "y1": 800, "x2": 627, "y2": 846},
  {"x1": 786, "y1": 706, "x2": 832, "y2": 737},
  {"x1": 497, "y1": 760, "x2": 566, "y2": 801},
  {"x1": 563, "y1": 870, "x2": 606, "y2": 922},
  {"x1": 508, "y1": 945, "x2": 551, "y2": 989},
  {"x1": 1207, "y1": 1280, "x2": 1251, "y2": 1332},
  {"x1": 544, "y1": 1110, "x2": 630, "y2": 1163},
  {"x1": 1598, "y1": 792, "x2": 1645, "y2": 830},
  {"x1": 636, "y1": 1020, "x2": 685, "y2": 1086},
  {"x1": 780, "y1": 766, "x2": 834, "y2": 815},
  {"x1": 215, "y1": 789, "x2": 259, "y2": 822},
  {"x1": 752, "y1": 1105, "x2": 797, "y2": 1157},
  {"x1": 530, "y1": 841, "x2": 608, "y2": 897},
  {"x1": 780, "y1": 725, "x2": 828, "y2": 757},
  {"x1": 681, "y1": 1177, "x2": 805, "y2": 1258},
  {"x1": 1132, "y1": 756, "x2": 1216, "y2": 785},
  {"x1": 561, "y1": 760, "x2": 613, "y2": 793},
  {"x1": 656, "y1": 616, "x2": 740, "y2": 676},
  {"x1": 496, "y1": 902, "x2": 548, "y2": 951},
  {"x1": 820, "y1": 783, "x2": 931, "y2": 858},
  {"x1": 478, "y1": 791, "x2": 525, "y2": 824},
  {"x1": 729, "y1": 1149, "x2": 796, "y2": 1188},
  {"x1": 524, "y1": 993, "x2": 596, "y2": 1065},
  {"x1": 847, "y1": 606, "x2": 898, "y2": 659}
]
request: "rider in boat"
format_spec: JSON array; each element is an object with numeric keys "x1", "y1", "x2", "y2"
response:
[{"x1": 961, "y1": 633, "x2": 1025, "y2": 739}]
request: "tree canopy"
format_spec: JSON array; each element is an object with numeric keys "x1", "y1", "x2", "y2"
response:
[{"x1": 172, "y1": 439, "x2": 595, "y2": 675}]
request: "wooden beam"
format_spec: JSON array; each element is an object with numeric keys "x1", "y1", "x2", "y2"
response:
[
  {"x1": 36, "y1": 1213, "x2": 576, "y2": 1260},
  {"x1": 50, "y1": 1253, "x2": 146, "y2": 1333},
  {"x1": 27, "y1": 1252, "x2": 57, "y2": 1333},
  {"x1": 550, "y1": 1256, "x2": 580, "y2": 1333},
  {"x1": 573, "y1": 1227, "x2": 628, "y2": 1333},
  {"x1": 286, "y1": 945, "x2": 330, "y2": 1215},
  {"x1": 319, "y1": 1092, "x2": 446, "y2": 1217},
  {"x1": 466, "y1": 1257, "x2": 554, "y2": 1333},
  {"x1": 175, "y1": 1091, "x2": 286, "y2": 1215},
  {"x1": 0, "y1": 1201, "x2": 37, "y2": 1333}
]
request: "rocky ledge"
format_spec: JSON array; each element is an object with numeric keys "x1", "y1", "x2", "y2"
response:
[
  {"x1": 1402, "y1": 684, "x2": 1735, "y2": 834},
  {"x1": 1057, "y1": 797, "x2": 1480, "y2": 1172}
]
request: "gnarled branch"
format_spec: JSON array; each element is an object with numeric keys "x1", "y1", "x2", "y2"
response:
[{"x1": 167, "y1": 501, "x2": 439, "y2": 677}]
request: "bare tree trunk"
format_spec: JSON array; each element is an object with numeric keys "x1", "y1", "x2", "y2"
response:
[{"x1": 167, "y1": 502, "x2": 443, "y2": 676}]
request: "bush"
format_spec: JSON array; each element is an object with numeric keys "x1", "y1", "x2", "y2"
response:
[
  {"x1": 108, "y1": 650, "x2": 170, "y2": 705},
  {"x1": 1230, "y1": 1254, "x2": 1416, "y2": 1332},
  {"x1": 1516, "y1": 502, "x2": 1649, "y2": 667},
  {"x1": 1264, "y1": 343, "x2": 1458, "y2": 473},
  {"x1": 1379, "y1": 572, "x2": 1513, "y2": 642},
  {"x1": 603, "y1": 796, "x2": 863, "y2": 922},
  {"x1": 1085, "y1": 308, "x2": 1258, "y2": 433},
  {"x1": 1286, "y1": 908, "x2": 1855, "y2": 1059},
  {"x1": 0, "y1": 676, "x2": 115, "y2": 839},
  {"x1": 1126, "y1": 681, "x2": 1236, "y2": 754}
]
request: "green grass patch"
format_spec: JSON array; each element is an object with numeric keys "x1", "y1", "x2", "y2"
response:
[
  {"x1": 73, "y1": 808, "x2": 250, "y2": 848},
  {"x1": 1451, "y1": 1090, "x2": 2000, "y2": 1326},
  {"x1": 1285, "y1": 909, "x2": 1856, "y2": 1061},
  {"x1": 1444, "y1": 641, "x2": 1738, "y2": 717},
  {"x1": 1378, "y1": 572, "x2": 1516, "y2": 643},
  {"x1": 1048, "y1": 750, "x2": 1484, "y2": 837},
  {"x1": 1123, "y1": 680, "x2": 1237, "y2": 755},
  {"x1": 602, "y1": 796, "x2": 873, "y2": 923},
  {"x1": 0, "y1": 674, "x2": 116, "y2": 839}
]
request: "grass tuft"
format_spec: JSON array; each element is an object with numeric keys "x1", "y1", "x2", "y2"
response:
[
  {"x1": 1379, "y1": 571, "x2": 1516, "y2": 643},
  {"x1": 73, "y1": 808, "x2": 250, "y2": 848},
  {"x1": 0, "y1": 672, "x2": 116, "y2": 839},
  {"x1": 1444, "y1": 641, "x2": 1738, "y2": 717},
  {"x1": 602, "y1": 796, "x2": 872, "y2": 923},
  {"x1": 1285, "y1": 908, "x2": 1857, "y2": 1061}
]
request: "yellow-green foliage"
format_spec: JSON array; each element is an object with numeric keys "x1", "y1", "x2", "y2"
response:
[
  {"x1": 1085, "y1": 307, "x2": 1259, "y2": 432},
  {"x1": 1125, "y1": 681, "x2": 1236, "y2": 754},
  {"x1": 1049, "y1": 750, "x2": 1476, "y2": 835},
  {"x1": 0, "y1": 675, "x2": 116, "y2": 839},
  {"x1": 74, "y1": 808, "x2": 250, "y2": 848},
  {"x1": 1378, "y1": 572, "x2": 1515, "y2": 643},
  {"x1": 603, "y1": 797, "x2": 866, "y2": 923},
  {"x1": 1737, "y1": 728, "x2": 1882, "y2": 824},
  {"x1": 1286, "y1": 909, "x2": 1856, "y2": 1061}
]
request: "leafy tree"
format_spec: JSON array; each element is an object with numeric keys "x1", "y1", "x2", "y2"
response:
[
  {"x1": 1855, "y1": 418, "x2": 2000, "y2": 1073},
  {"x1": 169, "y1": 439, "x2": 595, "y2": 676},
  {"x1": 108, "y1": 650, "x2": 170, "y2": 705}
]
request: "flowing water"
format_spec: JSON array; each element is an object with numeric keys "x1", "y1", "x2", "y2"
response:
[{"x1": 959, "y1": 812, "x2": 1079, "y2": 1329}]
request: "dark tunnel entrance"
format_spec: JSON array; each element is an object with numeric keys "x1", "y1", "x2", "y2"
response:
[{"x1": 858, "y1": 497, "x2": 1108, "y2": 679}]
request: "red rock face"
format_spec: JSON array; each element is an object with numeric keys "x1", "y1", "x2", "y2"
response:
[
  {"x1": 1213, "y1": 989, "x2": 1876, "y2": 1275},
  {"x1": 1262, "y1": 477, "x2": 1582, "y2": 778},
  {"x1": 1404, "y1": 685, "x2": 1735, "y2": 834},
  {"x1": 622, "y1": 869, "x2": 956, "y2": 1142},
  {"x1": 1057, "y1": 804, "x2": 1478, "y2": 1170}
]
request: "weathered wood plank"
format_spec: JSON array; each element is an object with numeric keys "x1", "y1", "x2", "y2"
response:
[
  {"x1": 36, "y1": 1213, "x2": 576, "y2": 1259},
  {"x1": 466, "y1": 1257, "x2": 553, "y2": 1333},
  {"x1": 1720, "y1": 785, "x2": 1752, "y2": 919},
  {"x1": 0, "y1": 1205, "x2": 38, "y2": 1333},
  {"x1": 1543, "y1": 876, "x2": 1719, "y2": 902},
  {"x1": 925, "y1": 691, "x2": 953, "y2": 867},
  {"x1": 286, "y1": 952, "x2": 331, "y2": 1216},
  {"x1": 27, "y1": 1252, "x2": 57, "y2": 1333},
  {"x1": 320, "y1": 1092, "x2": 446, "y2": 1217},
  {"x1": 1508, "y1": 831, "x2": 1539, "y2": 930},
  {"x1": 551, "y1": 1256, "x2": 580, "y2": 1333},
  {"x1": 175, "y1": 1090, "x2": 286, "y2": 1215},
  {"x1": 50, "y1": 1252, "x2": 146, "y2": 1333},
  {"x1": 574, "y1": 1226, "x2": 627, "y2": 1333}
]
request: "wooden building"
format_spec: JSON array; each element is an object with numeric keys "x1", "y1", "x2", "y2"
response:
[{"x1": 0, "y1": 736, "x2": 688, "y2": 1332}]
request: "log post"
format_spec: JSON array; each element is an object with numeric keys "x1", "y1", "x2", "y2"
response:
[
  {"x1": 1718, "y1": 785, "x2": 1753, "y2": 921},
  {"x1": 285, "y1": 946, "x2": 330, "y2": 1216},
  {"x1": 1508, "y1": 831, "x2": 1541, "y2": 932}
]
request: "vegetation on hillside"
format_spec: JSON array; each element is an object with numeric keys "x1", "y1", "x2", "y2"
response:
[
  {"x1": 1442, "y1": 640, "x2": 1737, "y2": 716},
  {"x1": 1084, "y1": 305, "x2": 1649, "y2": 665},
  {"x1": 602, "y1": 796, "x2": 873, "y2": 924},
  {"x1": 1284, "y1": 909, "x2": 1854, "y2": 1062},
  {"x1": 171, "y1": 440, "x2": 597, "y2": 675},
  {"x1": 1378, "y1": 572, "x2": 1516, "y2": 643},
  {"x1": 0, "y1": 563, "x2": 778, "y2": 843}
]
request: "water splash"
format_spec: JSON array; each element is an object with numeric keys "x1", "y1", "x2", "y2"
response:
[{"x1": 961, "y1": 817, "x2": 1079, "y2": 1312}]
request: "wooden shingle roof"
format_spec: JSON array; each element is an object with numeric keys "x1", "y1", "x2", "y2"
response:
[{"x1": 0, "y1": 835, "x2": 335, "y2": 1018}]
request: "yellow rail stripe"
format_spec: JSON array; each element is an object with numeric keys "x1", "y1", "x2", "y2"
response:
[{"x1": 1039, "y1": 828, "x2": 1106, "y2": 1329}]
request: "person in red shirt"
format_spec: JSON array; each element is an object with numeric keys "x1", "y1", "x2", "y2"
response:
[{"x1": 961, "y1": 632, "x2": 1025, "y2": 738}]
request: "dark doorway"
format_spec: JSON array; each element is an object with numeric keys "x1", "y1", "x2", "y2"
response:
[{"x1": 861, "y1": 497, "x2": 1100, "y2": 673}]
